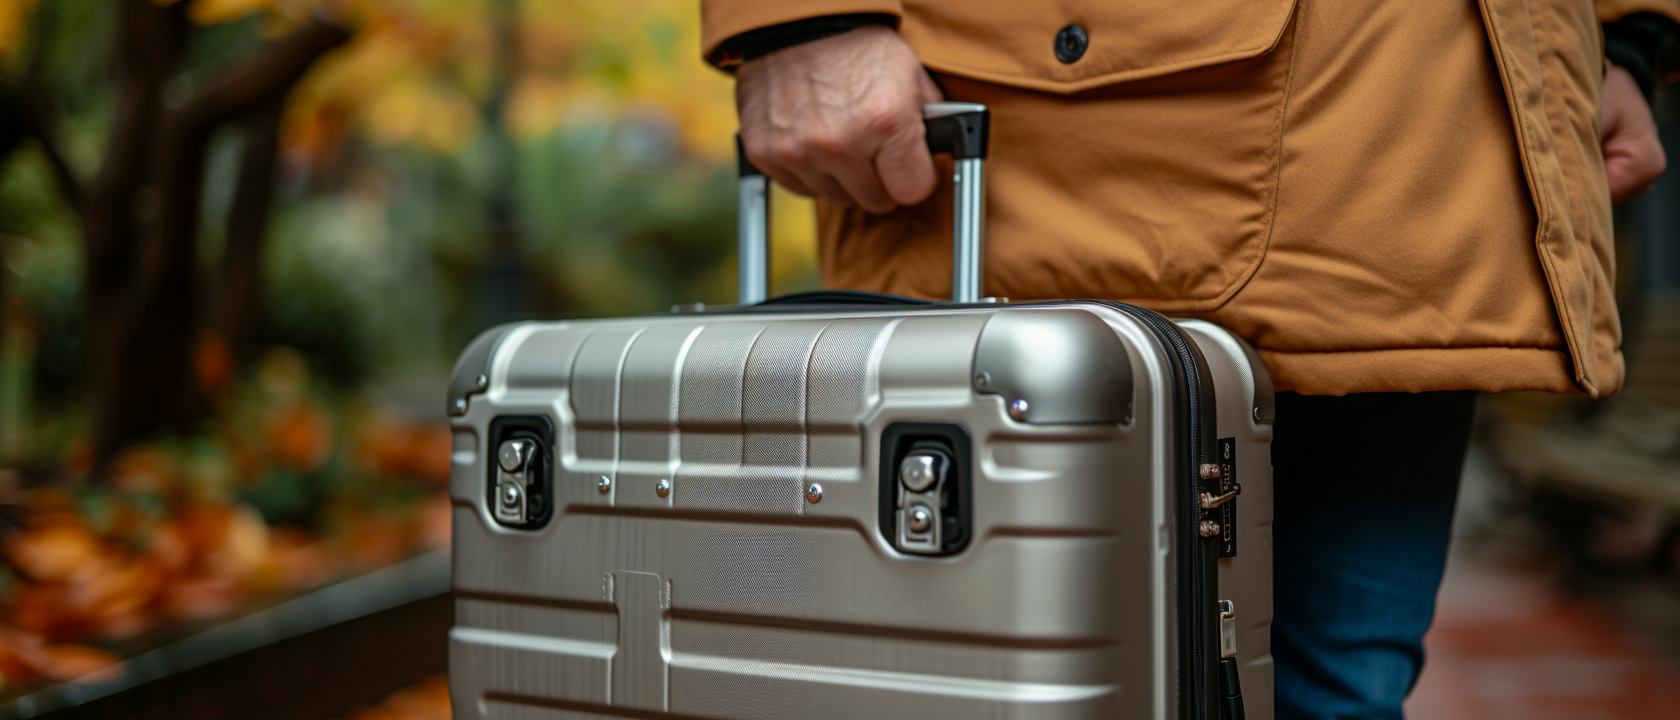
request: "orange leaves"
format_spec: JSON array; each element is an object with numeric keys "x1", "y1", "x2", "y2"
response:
[
  {"x1": 0, "y1": 626, "x2": 120, "y2": 687},
  {"x1": 268, "y1": 404, "x2": 335, "y2": 473},
  {"x1": 194, "y1": 332, "x2": 236, "y2": 399},
  {"x1": 5, "y1": 524, "x2": 105, "y2": 585},
  {"x1": 0, "y1": 0, "x2": 37, "y2": 61},
  {"x1": 355, "y1": 417, "x2": 450, "y2": 485},
  {"x1": 0, "y1": 341, "x2": 459, "y2": 692},
  {"x1": 248, "y1": 347, "x2": 335, "y2": 473},
  {"x1": 5, "y1": 522, "x2": 163, "y2": 640},
  {"x1": 345, "y1": 673, "x2": 450, "y2": 720}
]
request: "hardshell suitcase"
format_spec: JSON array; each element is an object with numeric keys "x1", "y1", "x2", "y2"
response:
[{"x1": 447, "y1": 104, "x2": 1274, "y2": 720}]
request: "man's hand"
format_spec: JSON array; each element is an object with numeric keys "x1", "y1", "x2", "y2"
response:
[
  {"x1": 1602, "y1": 64, "x2": 1666, "y2": 204},
  {"x1": 736, "y1": 25, "x2": 942, "y2": 215}
]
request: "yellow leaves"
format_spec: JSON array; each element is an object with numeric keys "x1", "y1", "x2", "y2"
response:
[
  {"x1": 363, "y1": 78, "x2": 478, "y2": 151},
  {"x1": 283, "y1": 3, "x2": 490, "y2": 158},
  {"x1": 277, "y1": 0, "x2": 735, "y2": 163},
  {"x1": 0, "y1": 0, "x2": 37, "y2": 60}
]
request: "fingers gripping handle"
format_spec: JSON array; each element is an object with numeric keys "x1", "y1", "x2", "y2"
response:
[{"x1": 735, "y1": 102, "x2": 990, "y2": 304}]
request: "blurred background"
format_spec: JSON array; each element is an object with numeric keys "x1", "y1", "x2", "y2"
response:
[{"x1": 0, "y1": 0, "x2": 1674, "y2": 718}]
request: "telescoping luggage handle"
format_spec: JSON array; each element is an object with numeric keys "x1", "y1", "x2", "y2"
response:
[{"x1": 736, "y1": 102, "x2": 991, "y2": 304}]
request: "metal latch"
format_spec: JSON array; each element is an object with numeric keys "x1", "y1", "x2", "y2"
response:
[
  {"x1": 495, "y1": 439, "x2": 535, "y2": 525},
  {"x1": 896, "y1": 449, "x2": 950, "y2": 555}
]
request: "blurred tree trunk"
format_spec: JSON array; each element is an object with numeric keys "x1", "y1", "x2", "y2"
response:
[
  {"x1": 18, "y1": 0, "x2": 349, "y2": 470},
  {"x1": 480, "y1": 0, "x2": 524, "y2": 325},
  {"x1": 211, "y1": 93, "x2": 287, "y2": 355}
]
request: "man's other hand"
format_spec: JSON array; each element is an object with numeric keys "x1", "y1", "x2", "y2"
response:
[
  {"x1": 1602, "y1": 64, "x2": 1666, "y2": 205},
  {"x1": 736, "y1": 25, "x2": 942, "y2": 214}
]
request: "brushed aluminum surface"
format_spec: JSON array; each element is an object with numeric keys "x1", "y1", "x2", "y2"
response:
[{"x1": 449, "y1": 304, "x2": 1273, "y2": 720}]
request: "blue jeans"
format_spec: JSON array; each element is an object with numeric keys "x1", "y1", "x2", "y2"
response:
[{"x1": 1271, "y1": 391, "x2": 1476, "y2": 720}]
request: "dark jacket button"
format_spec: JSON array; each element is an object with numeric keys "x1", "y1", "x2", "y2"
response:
[{"x1": 1054, "y1": 25, "x2": 1088, "y2": 64}]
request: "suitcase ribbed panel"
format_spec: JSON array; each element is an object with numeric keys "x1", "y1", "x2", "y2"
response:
[
  {"x1": 676, "y1": 322, "x2": 765, "y2": 468},
  {"x1": 729, "y1": 320, "x2": 829, "y2": 513},
  {"x1": 505, "y1": 326, "x2": 590, "y2": 391},
  {"x1": 805, "y1": 318, "x2": 899, "y2": 479},
  {"x1": 571, "y1": 328, "x2": 643, "y2": 476},
  {"x1": 618, "y1": 324, "x2": 703, "y2": 509},
  {"x1": 449, "y1": 306, "x2": 1274, "y2": 720}
]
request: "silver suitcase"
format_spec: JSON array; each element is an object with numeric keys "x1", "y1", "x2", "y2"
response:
[{"x1": 447, "y1": 104, "x2": 1274, "y2": 720}]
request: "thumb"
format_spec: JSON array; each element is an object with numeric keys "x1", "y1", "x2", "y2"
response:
[
  {"x1": 875, "y1": 112, "x2": 938, "y2": 207},
  {"x1": 872, "y1": 71, "x2": 943, "y2": 206},
  {"x1": 917, "y1": 70, "x2": 944, "y2": 105}
]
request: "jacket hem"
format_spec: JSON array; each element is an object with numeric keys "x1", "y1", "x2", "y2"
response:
[{"x1": 1257, "y1": 344, "x2": 1590, "y2": 396}]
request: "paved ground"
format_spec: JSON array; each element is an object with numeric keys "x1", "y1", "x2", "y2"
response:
[
  {"x1": 1406, "y1": 447, "x2": 1680, "y2": 719},
  {"x1": 1406, "y1": 553, "x2": 1680, "y2": 719}
]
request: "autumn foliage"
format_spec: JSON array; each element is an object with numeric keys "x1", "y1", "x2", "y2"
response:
[{"x1": 0, "y1": 349, "x2": 451, "y2": 691}]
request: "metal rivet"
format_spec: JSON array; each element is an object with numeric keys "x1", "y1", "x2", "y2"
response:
[
  {"x1": 597, "y1": 476, "x2": 611, "y2": 493},
  {"x1": 806, "y1": 483, "x2": 823, "y2": 503},
  {"x1": 655, "y1": 478, "x2": 671, "y2": 498},
  {"x1": 1200, "y1": 519, "x2": 1222, "y2": 538},
  {"x1": 974, "y1": 372, "x2": 990, "y2": 389},
  {"x1": 500, "y1": 483, "x2": 521, "y2": 507},
  {"x1": 452, "y1": 397, "x2": 467, "y2": 413},
  {"x1": 475, "y1": 374, "x2": 488, "y2": 390},
  {"x1": 1200, "y1": 463, "x2": 1222, "y2": 480},
  {"x1": 907, "y1": 504, "x2": 934, "y2": 533},
  {"x1": 1253, "y1": 406, "x2": 1262, "y2": 421},
  {"x1": 1008, "y1": 398, "x2": 1029, "y2": 420}
]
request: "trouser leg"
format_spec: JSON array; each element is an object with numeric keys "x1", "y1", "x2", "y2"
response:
[{"x1": 1270, "y1": 391, "x2": 1476, "y2": 720}]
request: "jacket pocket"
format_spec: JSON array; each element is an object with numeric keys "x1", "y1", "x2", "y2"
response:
[{"x1": 901, "y1": 0, "x2": 1298, "y2": 94}]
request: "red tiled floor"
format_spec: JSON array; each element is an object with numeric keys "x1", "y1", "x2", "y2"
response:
[{"x1": 1406, "y1": 554, "x2": 1680, "y2": 719}]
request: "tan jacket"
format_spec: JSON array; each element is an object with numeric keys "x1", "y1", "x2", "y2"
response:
[{"x1": 703, "y1": 0, "x2": 1680, "y2": 397}]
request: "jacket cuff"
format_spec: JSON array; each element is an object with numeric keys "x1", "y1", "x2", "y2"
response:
[
  {"x1": 709, "y1": 14, "x2": 898, "y2": 69},
  {"x1": 700, "y1": 0, "x2": 903, "y2": 66},
  {"x1": 1604, "y1": 12, "x2": 1680, "y2": 100}
]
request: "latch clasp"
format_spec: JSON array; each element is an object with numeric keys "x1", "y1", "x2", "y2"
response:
[{"x1": 1201, "y1": 485, "x2": 1241, "y2": 510}]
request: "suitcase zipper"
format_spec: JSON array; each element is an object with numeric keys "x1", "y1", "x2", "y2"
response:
[{"x1": 1085, "y1": 301, "x2": 1220, "y2": 720}]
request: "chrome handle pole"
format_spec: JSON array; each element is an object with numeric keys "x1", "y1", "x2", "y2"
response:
[
  {"x1": 736, "y1": 173, "x2": 770, "y2": 306},
  {"x1": 951, "y1": 157, "x2": 985, "y2": 303}
]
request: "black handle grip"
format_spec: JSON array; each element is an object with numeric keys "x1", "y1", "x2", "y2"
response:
[{"x1": 923, "y1": 110, "x2": 989, "y2": 160}]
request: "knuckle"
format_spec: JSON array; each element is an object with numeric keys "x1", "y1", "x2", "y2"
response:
[
  {"x1": 742, "y1": 137, "x2": 774, "y2": 169},
  {"x1": 807, "y1": 128, "x2": 852, "y2": 159},
  {"x1": 858, "y1": 98, "x2": 913, "y2": 137},
  {"x1": 770, "y1": 136, "x2": 807, "y2": 166}
]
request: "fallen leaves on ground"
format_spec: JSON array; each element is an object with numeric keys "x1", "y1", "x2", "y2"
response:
[
  {"x1": 342, "y1": 673, "x2": 450, "y2": 720},
  {"x1": 0, "y1": 347, "x2": 454, "y2": 693}
]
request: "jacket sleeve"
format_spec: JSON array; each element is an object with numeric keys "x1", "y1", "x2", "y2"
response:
[
  {"x1": 1598, "y1": 0, "x2": 1680, "y2": 23},
  {"x1": 701, "y1": 0, "x2": 904, "y2": 61}
]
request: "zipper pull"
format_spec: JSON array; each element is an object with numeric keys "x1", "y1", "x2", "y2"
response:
[{"x1": 1219, "y1": 600, "x2": 1245, "y2": 720}]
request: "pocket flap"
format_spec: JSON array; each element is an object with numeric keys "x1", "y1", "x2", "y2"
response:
[{"x1": 901, "y1": 0, "x2": 1299, "y2": 93}]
